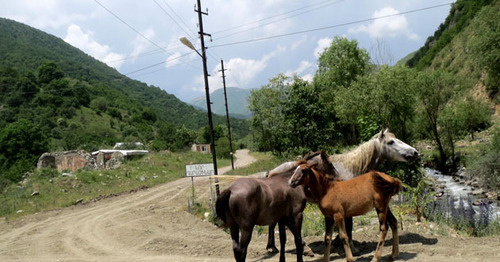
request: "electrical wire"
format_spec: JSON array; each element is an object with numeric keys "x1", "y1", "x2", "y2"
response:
[{"x1": 210, "y1": 2, "x2": 453, "y2": 48}]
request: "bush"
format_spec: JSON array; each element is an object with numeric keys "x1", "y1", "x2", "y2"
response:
[{"x1": 466, "y1": 127, "x2": 500, "y2": 190}]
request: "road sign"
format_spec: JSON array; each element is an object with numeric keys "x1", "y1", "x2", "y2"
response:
[{"x1": 185, "y1": 163, "x2": 215, "y2": 177}]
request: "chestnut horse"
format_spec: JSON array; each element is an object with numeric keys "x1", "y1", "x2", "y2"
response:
[
  {"x1": 289, "y1": 152, "x2": 401, "y2": 262},
  {"x1": 215, "y1": 169, "x2": 306, "y2": 262},
  {"x1": 266, "y1": 129, "x2": 417, "y2": 254}
]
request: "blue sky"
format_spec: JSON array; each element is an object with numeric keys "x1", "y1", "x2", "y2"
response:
[{"x1": 0, "y1": 0, "x2": 454, "y2": 103}]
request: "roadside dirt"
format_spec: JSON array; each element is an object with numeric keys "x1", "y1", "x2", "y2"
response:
[{"x1": 0, "y1": 149, "x2": 499, "y2": 261}]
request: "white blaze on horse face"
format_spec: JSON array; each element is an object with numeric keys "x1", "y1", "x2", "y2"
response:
[{"x1": 289, "y1": 166, "x2": 306, "y2": 187}]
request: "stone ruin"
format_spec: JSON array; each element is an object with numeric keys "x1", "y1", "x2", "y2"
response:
[
  {"x1": 37, "y1": 150, "x2": 97, "y2": 172},
  {"x1": 37, "y1": 149, "x2": 148, "y2": 172}
]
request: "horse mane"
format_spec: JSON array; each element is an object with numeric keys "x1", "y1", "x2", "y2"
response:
[{"x1": 330, "y1": 137, "x2": 380, "y2": 177}]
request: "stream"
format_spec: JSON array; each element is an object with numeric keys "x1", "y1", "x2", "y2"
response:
[{"x1": 425, "y1": 168, "x2": 500, "y2": 219}]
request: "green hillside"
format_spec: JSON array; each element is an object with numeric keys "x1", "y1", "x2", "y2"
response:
[
  {"x1": 406, "y1": 0, "x2": 498, "y2": 97},
  {"x1": 190, "y1": 87, "x2": 252, "y2": 119},
  {"x1": 0, "y1": 18, "x2": 249, "y2": 186}
]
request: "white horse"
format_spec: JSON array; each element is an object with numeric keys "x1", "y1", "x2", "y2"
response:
[{"x1": 266, "y1": 129, "x2": 418, "y2": 255}]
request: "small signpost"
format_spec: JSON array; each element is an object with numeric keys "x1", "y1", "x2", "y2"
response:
[{"x1": 185, "y1": 163, "x2": 215, "y2": 212}]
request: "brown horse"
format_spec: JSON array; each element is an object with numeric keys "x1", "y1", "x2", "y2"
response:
[
  {"x1": 267, "y1": 129, "x2": 417, "y2": 254},
  {"x1": 215, "y1": 169, "x2": 306, "y2": 262},
  {"x1": 289, "y1": 152, "x2": 401, "y2": 262}
]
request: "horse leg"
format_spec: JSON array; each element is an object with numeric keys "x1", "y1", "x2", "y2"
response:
[
  {"x1": 372, "y1": 209, "x2": 389, "y2": 262},
  {"x1": 323, "y1": 217, "x2": 335, "y2": 262},
  {"x1": 335, "y1": 214, "x2": 354, "y2": 262},
  {"x1": 266, "y1": 223, "x2": 279, "y2": 253},
  {"x1": 286, "y1": 214, "x2": 305, "y2": 262},
  {"x1": 238, "y1": 226, "x2": 254, "y2": 262},
  {"x1": 278, "y1": 221, "x2": 287, "y2": 262},
  {"x1": 345, "y1": 216, "x2": 360, "y2": 254},
  {"x1": 386, "y1": 208, "x2": 399, "y2": 260},
  {"x1": 230, "y1": 224, "x2": 242, "y2": 262}
]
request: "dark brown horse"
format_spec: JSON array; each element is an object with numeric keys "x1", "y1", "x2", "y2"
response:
[
  {"x1": 289, "y1": 152, "x2": 401, "y2": 262},
  {"x1": 215, "y1": 169, "x2": 306, "y2": 262}
]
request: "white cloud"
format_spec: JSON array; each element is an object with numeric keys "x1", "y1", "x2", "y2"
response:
[
  {"x1": 64, "y1": 24, "x2": 125, "y2": 69},
  {"x1": 285, "y1": 60, "x2": 313, "y2": 76},
  {"x1": 314, "y1": 38, "x2": 333, "y2": 58},
  {"x1": 1, "y1": 0, "x2": 89, "y2": 30},
  {"x1": 165, "y1": 52, "x2": 183, "y2": 68},
  {"x1": 348, "y1": 7, "x2": 419, "y2": 40},
  {"x1": 130, "y1": 28, "x2": 155, "y2": 62},
  {"x1": 290, "y1": 36, "x2": 307, "y2": 51}
]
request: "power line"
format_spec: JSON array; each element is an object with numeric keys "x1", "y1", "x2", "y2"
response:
[
  {"x1": 124, "y1": 51, "x2": 193, "y2": 76},
  {"x1": 210, "y1": 2, "x2": 453, "y2": 48},
  {"x1": 214, "y1": 0, "x2": 346, "y2": 40},
  {"x1": 212, "y1": 0, "x2": 344, "y2": 35},
  {"x1": 93, "y1": 0, "x2": 197, "y2": 69},
  {"x1": 153, "y1": 0, "x2": 196, "y2": 40}
]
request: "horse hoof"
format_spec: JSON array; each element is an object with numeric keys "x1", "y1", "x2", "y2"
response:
[
  {"x1": 267, "y1": 246, "x2": 279, "y2": 254},
  {"x1": 303, "y1": 247, "x2": 315, "y2": 257}
]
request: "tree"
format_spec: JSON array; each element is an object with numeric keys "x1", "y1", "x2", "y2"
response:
[
  {"x1": 414, "y1": 70, "x2": 466, "y2": 170},
  {"x1": 0, "y1": 119, "x2": 49, "y2": 183},
  {"x1": 313, "y1": 36, "x2": 371, "y2": 144},
  {"x1": 248, "y1": 74, "x2": 289, "y2": 153},
  {"x1": 37, "y1": 61, "x2": 64, "y2": 84}
]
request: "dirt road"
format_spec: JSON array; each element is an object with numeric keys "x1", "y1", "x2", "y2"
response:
[{"x1": 1, "y1": 149, "x2": 499, "y2": 261}]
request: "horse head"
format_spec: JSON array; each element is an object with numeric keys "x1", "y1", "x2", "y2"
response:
[
  {"x1": 289, "y1": 161, "x2": 312, "y2": 188},
  {"x1": 375, "y1": 129, "x2": 419, "y2": 163},
  {"x1": 290, "y1": 151, "x2": 337, "y2": 187}
]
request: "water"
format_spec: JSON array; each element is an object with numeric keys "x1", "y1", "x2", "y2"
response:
[{"x1": 425, "y1": 168, "x2": 500, "y2": 219}]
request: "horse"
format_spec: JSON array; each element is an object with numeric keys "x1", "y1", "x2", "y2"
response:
[
  {"x1": 215, "y1": 169, "x2": 307, "y2": 262},
  {"x1": 289, "y1": 151, "x2": 401, "y2": 262},
  {"x1": 266, "y1": 128, "x2": 417, "y2": 254}
]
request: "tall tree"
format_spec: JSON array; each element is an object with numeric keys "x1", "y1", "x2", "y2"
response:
[{"x1": 313, "y1": 36, "x2": 371, "y2": 144}]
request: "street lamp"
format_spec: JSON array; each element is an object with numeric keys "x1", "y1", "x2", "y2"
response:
[{"x1": 179, "y1": 36, "x2": 219, "y2": 197}]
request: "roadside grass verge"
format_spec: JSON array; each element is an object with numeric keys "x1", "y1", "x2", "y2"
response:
[{"x1": 0, "y1": 151, "x2": 229, "y2": 220}]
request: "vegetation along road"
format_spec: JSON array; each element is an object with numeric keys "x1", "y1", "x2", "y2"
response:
[{"x1": 0, "y1": 149, "x2": 498, "y2": 261}]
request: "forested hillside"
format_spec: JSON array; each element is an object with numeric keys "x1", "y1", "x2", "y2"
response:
[{"x1": 0, "y1": 18, "x2": 249, "y2": 186}]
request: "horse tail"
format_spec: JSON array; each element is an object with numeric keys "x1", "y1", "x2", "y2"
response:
[
  {"x1": 372, "y1": 172, "x2": 402, "y2": 196},
  {"x1": 216, "y1": 189, "x2": 231, "y2": 224}
]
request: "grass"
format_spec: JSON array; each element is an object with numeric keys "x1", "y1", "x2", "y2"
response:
[{"x1": 0, "y1": 151, "x2": 230, "y2": 220}]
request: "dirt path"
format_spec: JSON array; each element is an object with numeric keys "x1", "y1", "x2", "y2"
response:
[{"x1": 0, "y1": 149, "x2": 499, "y2": 261}]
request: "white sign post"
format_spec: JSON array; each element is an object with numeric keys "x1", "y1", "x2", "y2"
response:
[{"x1": 185, "y1": 163, "x2": 215, "y2": 210}]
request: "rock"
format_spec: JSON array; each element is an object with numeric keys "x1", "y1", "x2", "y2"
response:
[
  {"x1": 472, "y1": 189, "x2": 485, "y2": 196},
  {"x1": 140, "y1": 176, "x2": 147, "y2": 181},
  {"x1": 61, "y1": 172, "x2": 75, "y2": 177},
  {"x1": 16, "y1": 210, "x2": 23, "y2": 213},
  {"x1": 485, "y1": 192, "x2": 498, "y2": 200},
  {"x1": 75, "y1": 198, "x2": 84, "y2": 204},
  {"x1": 31, "y1": 191, "x2": 39, "y2": 196}
]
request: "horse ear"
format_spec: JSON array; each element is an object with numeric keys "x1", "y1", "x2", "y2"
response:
[
  {"x1": 320, "y1": 151, "x2": 328, "y2": 162},
  {"x1": 377, "y1": 129, "x2": 385, "y2": 140}
]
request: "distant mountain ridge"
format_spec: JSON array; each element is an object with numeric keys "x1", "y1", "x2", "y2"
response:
[{"x1": 189, "y1": 87, "x2": 252, "y2": 119}]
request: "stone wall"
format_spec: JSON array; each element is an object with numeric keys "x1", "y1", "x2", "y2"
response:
[{"x1": 37, "y1": 150, "x2": 97, "y2": 172}]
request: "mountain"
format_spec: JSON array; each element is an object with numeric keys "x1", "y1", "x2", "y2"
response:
[
  {"x1": 0, "y1": 17, "x2": 249, "y2": 156},
  {"x1": 189, "y1": 87, "x2": 252, "y2": 119}
]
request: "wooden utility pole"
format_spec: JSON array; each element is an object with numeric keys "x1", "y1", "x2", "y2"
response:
[
  {"x1": 219, "y1": 59, "x2": 234, "y2": 170},
  {"x1": 195, "y1": 0, "x2": 219, "y2": 197}
]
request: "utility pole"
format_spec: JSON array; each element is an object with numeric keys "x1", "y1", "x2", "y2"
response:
[
  {"x1": 195, "y1": 0, "x2": 219, "y2": 197},
  {"x1": 219, "y1": 59, "x2": 234, "y2": 170}
]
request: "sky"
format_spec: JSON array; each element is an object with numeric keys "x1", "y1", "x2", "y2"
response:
[{"x1": 0, "y1": 0, "x2": 454, "y2": 103}]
